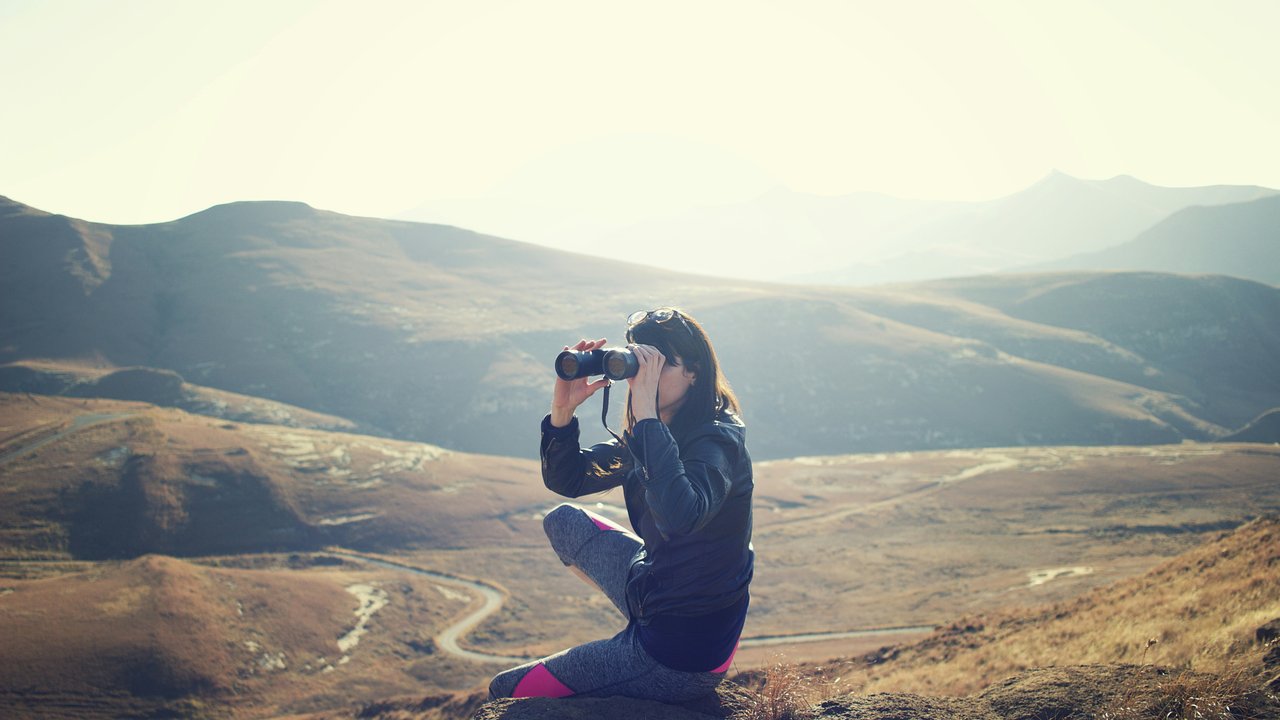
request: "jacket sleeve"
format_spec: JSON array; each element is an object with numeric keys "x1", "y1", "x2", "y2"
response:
[
  {"x1": 626, "y1": 419, "x2": 736, "y2": 538},
  {"x1": 540, "y1": 414, "x2": 630, "y2": 498}
]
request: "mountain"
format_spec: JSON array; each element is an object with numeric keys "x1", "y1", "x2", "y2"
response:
[
  {"x1": 398, "y1": 173, "x2": 1279, "y2": 284},
  {"x1": 857, "y1": 272, "x2": 1280, "y2": 431},
  {"x1": 3, "y1": 195, "x2": 1280, "y2": 459},
  {"x1": 799, "y1": 172, "x2": 1278, "y2": 285},
  {"x1": 1031, "y1": 194, "x2": 1280, "y2": 286}
]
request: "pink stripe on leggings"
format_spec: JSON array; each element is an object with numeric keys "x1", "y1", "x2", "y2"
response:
[
  {"x1": 712, "y1": 640, "x2": 740, "y2": 674},
  {"x1": 587, "y1": 511, "x2": 629, "y2": 533},
  {"x1": 513, "y1": 663, "x2": 575, "y2": 698}
]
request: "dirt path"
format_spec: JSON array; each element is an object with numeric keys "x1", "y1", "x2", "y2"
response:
[
  {"x1": 0, "y1": 412, "x2": 136, "y2": 467},
  {"x1": 330, "y1": 550, "x2": 936, "y2": 665},
  {"x1": 327, "y1": 550, "x2": 536, "y2": 665},
  {"x1": 765, "y1": 452, "x2": 1020, "y2": 532},
  {"x1": 742, "y1": 624, "x2": 937, "y2": 647}
]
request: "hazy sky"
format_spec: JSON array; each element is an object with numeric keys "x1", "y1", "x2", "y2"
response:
[{"x1": 3, "y1": 0, "x2": 1278, "y2": 228}]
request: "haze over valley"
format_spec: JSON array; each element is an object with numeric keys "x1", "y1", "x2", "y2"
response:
[{"x1": 402, "y1": 170, "x2": 1280, "y2": 285}]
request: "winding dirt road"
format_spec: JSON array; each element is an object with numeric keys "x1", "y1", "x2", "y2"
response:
[
  {"x1": 327, "y1": 551, "x2": 535, "y2": 664},
  {"x1": 764, "y1": 452, "x2": 1021, "y2": 533},
  {"x1": 0, "y1": 413, "x2": 937, "y2": 666},
  {"x1": 331, "y1": 550, "x2": 935, "y2": 665}
]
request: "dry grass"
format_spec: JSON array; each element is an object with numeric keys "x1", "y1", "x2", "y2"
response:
[
  {"x1": 734, "y1": 662, "x2": 821, "y2": 720},
  {"x1": 842, "y1": 517, "x2": 1280, "y2": 697},
  {"x1": 732, "y1": 657, "x2": 855, "y2": 720},
  {"x1": 1100, "y1": 660, "x2": 1274, "y2": 720}
]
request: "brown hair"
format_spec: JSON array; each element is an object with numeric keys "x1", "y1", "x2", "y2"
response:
[{"x1": 623, "y1": 307, "x2": 742, "y2": 440}]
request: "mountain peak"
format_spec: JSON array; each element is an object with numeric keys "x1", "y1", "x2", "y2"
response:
[
  {"x1": 0, "y1": 195, "x2": 52, "y2": 220},
  {"x1": 176, "y1": 200, "x2": 318, "y2": 226},
  {"x1": 1042, "y1": 168, "x2": 1079, "y2": 183}
]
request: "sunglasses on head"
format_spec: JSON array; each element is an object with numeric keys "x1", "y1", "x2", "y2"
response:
[{"x1": 626, "y1": 308, "x2": 692, "y2": 336}]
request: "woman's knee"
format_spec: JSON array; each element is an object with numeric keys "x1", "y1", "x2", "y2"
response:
[
  {"x1": 543, "y1": 503, "x2": 582, "y2": 535},
  {"x1": 488, "y1": 671, "x2": 513, "y2": 700},
  {"x1": 488, "y1": 664, "x2": 526, "y2": 700},
  {"x1": 542, "y1": 503, "x2": 586, "y2": 556}
]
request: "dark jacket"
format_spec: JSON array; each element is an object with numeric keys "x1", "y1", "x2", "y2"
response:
[{"x1": 540, "y1": 412, "x2": 754, "y2": 622}]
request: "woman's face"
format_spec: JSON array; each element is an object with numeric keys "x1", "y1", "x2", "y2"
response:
[{"x1": 657, "y1": 354, "x2": 697, "y2": 420}]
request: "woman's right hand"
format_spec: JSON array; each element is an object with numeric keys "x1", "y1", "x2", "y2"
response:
[{"x1": 550, "y1": 338, "x2": 611, "y2": 427}]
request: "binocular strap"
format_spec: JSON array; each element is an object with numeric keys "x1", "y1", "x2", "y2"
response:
[
  {"x1": 600, "y1": 381, "x2": 660, "y2": 465},
  {"x1": 601, "y1": 381, "x2": 623, "y2": 445}
]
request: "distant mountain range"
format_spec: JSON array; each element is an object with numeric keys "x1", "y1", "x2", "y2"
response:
[
  {"x1": 2, "y1": 194, "x2": 1278, "y2": 459},
  {"x1": 399, "y1": 172, "x2": 1279, "y2": 285},
  {"x1": 1031, "y1": 193, "x2": 1280, "y2": 284}
]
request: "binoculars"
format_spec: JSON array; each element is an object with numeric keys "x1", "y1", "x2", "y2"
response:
[{"x1": 555, "y1": 348, "x2": 640, "y2": 381}]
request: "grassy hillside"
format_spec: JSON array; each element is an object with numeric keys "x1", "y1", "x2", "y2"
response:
[
  {"x1": 836, "y1": 516, "x2": 1280, "y2": 697},
  {"x1": 0, "y1": 393, "x2": 545, "y2": 560},
  {"x1": 3, "y1": 196, "x2": 1279, "y2": 459},
  {"x1": 0, "y1": 553, "x2": 477, "y2": 718},
  {"x1": 867, "y1": 272, "x2": 1280, "y2": 430}
]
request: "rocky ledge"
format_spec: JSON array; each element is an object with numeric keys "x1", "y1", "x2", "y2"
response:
[{"x1": 467, "y1": 663, "x2": 1278, "y2": 720}]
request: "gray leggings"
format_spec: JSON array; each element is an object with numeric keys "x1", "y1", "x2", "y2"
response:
[{"x1": 487, "y1": 503, "x2": 730, "y2": 701}]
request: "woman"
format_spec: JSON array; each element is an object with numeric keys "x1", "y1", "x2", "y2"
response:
[{"x1": 488, "y1": 307, "x2": 754, "y2": 702}]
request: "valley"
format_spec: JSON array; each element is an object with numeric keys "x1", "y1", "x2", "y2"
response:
[{"x1": 1, "y1": 394, "x2": 1276, "y2": 716}]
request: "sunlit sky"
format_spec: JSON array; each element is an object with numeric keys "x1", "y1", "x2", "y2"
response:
[{"x1": 3, "y1": 0, "x2": 1278, "y2": 233}]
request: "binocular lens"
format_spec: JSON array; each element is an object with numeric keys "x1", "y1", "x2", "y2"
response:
[
  {"x1": 555, "y1": 349, "x2": 605, "y2": 380},
  {"x1": 603, "y1": 349, "x2": 639, "y2": 381},
  {"x1": 558, "y1": 354, "x2": 581, "y2": 377},
  {"x1": 554, "y1": 347, "x2": 641, "y2": 381}
]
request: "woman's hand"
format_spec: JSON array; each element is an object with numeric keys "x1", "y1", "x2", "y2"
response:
[
  {"x1": 626, "y1": 344, "x2": 665, "y2": 422},
  {"x1": 550, "y1": 338, "x2": 610, "y2": 427}
]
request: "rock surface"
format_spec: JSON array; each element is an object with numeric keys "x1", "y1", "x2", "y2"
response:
[
  {"x1": 465, "y1": 664, "x2": 1279, "y2": 720},
  {"x1": 472, "y1": 682, "x2": 752, "y2": 720}
]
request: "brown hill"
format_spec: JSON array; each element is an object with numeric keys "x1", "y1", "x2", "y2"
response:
[
  {"x1": 838, "y1": 516, "x2": 1280, "y2": 696},
  {"x1": 0, "y1": 551, "x2": 484, "y2": 719},
  {"x1": 0, "y1": 554, "x2": 348, "y2": 718},
  {"x1": 0, "y1": 393, "x2": 546, "y2": 560},
  {"x1": 0, "y1": 359, "x2": 362, "y2": 431},
  {"x1": 3, "y1": 196, "x2": 1279, "y2": 458}
]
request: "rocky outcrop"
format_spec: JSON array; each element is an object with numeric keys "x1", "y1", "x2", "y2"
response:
[
  {"x1": 464, "y1": 664, "x2": 1279, "y2": 720},
  {"x1": 70, "y1": 367, "x2": 187, "y2": 406},
  {"x1": 472, "y1": 682, "x2": 751, "y2": 720}
]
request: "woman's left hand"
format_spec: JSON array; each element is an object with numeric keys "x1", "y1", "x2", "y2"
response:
[{"x1": 627, "y1": 344, "x2": 665, "y2": 422}]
